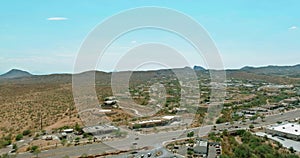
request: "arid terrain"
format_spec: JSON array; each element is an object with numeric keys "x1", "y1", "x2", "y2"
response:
[{"x1": 0, "y1": 65, "x2": 299, "y2": 149}]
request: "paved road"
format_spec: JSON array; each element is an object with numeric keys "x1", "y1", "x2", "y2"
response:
[
  {"x1": 15, "y1": 127, "x2": 204, "y2": 158},
  {"x1": 119, "y1": 106, "x2": 142, "y2": 117},
  {"x1": 15, "y1": 109, "x2": 300, "y2": 158},
  {"x1": 215, "y1": 109, "x2": 300, "y2": 132},
  {"x1": 17, "y1": 143, "x2": 114, "y2": 158}
]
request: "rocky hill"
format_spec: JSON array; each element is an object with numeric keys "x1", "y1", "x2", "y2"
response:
[
  {"x1": 240, "y1": 64, "x2": 300, "y2": 78},
  {"x1": 0, "y1": 69, "x2": 32, "y2": 79}
]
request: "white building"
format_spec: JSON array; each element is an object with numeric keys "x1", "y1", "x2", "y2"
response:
[
  {"x1": 83, "y1": 125, "x2": 118, "y2": 136},
  {"x1": 129, "y1": 116, "x2": 180, "y2": 129},
  {"x1": 193, "y1": 139, "x2": 208, "y2": 156},
  {"x1": 265, "y1": 123, "x2": 300, "y2": 141}
]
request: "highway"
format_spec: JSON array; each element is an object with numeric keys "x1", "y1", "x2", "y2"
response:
[
  {"x1": 16, "y1": 109, "x2": 300, "y2": 158},
  {"x1": 215, "y1": 109, "x2": 300, "y2": 132}
]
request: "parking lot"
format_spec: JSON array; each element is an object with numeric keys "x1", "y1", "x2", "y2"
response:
[{"x1": 208, "y1": 143, "x2": 221, "y2": 158}]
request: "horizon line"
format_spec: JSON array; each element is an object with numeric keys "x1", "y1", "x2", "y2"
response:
[{"x1": 1, "y1": 63, "x2": 299, "y2": 76}]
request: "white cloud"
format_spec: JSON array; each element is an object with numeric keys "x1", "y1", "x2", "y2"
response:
[
  {"x1": 131, "y1": 40, "x2": 137, "y2": 44},
  {"x1": 288, "y1": 26, "x2": 297, "y2": 30},
  {"x1": 47, "y1": 17, "x2": 68, "y2": 21}
]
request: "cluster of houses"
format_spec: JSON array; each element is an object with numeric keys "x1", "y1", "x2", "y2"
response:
[{"x1": 234, "y1": 97, "x2": 300, "y2": 119}]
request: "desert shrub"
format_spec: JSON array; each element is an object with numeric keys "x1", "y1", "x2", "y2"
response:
[
  {"x1": 15, "y1": 134, "x2": 23, "y2": 141},
  {"x1": 22, "y1": 130, "x2": 31, "y2": 136}
]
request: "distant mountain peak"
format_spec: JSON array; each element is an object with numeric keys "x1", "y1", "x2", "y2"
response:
[
  {"x1": 0, "y1": 69, "x2": 32, "y2": 79},
  {"x1": 241, "y1": 66, "x2": 255, "y2": 70},
  {"x1": 193, "y1": 65, "x2": 206, "y2": 71}
]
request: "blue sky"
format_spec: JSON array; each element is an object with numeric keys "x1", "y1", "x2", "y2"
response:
[{"x1": 0, "y1": 0, "x2": 299, "y2": 74}]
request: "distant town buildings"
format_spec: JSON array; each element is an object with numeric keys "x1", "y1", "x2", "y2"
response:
[{"x1": 258, "y1": 84, "x2": 294, "y2": 92}]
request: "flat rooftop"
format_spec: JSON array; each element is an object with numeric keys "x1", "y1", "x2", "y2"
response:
[
  {"x1": 198, "y1": 140, "x2": 208, "y2": 147},
  {"x1": 135, "y1": 119, "x2": 162, "y2": 124},
  {"x1": 83, "y1": 125, "x2": 118, "y2": 133},
  {"x1": 268, "y1": 123, "x2": 300, "y2": 136},
  {"x1": 132, "y1": 116, "x2": 180, "y2": 125}
]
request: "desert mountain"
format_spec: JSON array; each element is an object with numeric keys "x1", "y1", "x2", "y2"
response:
[
  {"x1": 193, "y1": 65, "x2": 206, "y2": 71},
  {"x1": 0, "y1": 69, "x2": 32, "y2": 79},
  {"x1": 240, "y1": 64, "x2": 300, "y2": 78}
]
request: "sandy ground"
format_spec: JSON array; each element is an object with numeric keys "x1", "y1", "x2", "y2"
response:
[{"x1": 44, "y1": 117, "x2": 83, "y2": 131}]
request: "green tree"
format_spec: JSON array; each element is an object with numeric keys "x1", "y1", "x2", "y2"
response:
[
  {"x1": 74, "y1": 123, "x2": 81, "y2": 132},
  {"x1": 31, "y1": 146, "x2": 40, "y2": 158},
  {"x1": 12, "y1": 144, "x2": 18, "y2": 151},
  {"x1": 33, "y1": 148, "x2": 41, "y2": 158},
  {"x1": 222, "y1": 129, "x2": 228, "y2": 136},
  {"x1": 249, "y1": 124, "x2": 254, "y2": 130},
  {"x1": 254, "y1": 144, "x2": 273, "y2": 157},
  {"x1": 15, "y1": 134, "x2": 23, "y2": 141},
  {"x1": 82, "y1": 133, "x2": 89, "y2": 138},
  {"x1": 187, "y1": 149, "x2": 194, "y2": 155},
  {"x1": 250, "y1": 115, "x2": 258, "y2": 123},
  {"x1": 233, "y1": 144, "x2": 252, "y2": 158},
  {"x1": 75, "y1": 137, "x2": 80, "y2": 144},
  {"x1": 187, "y1": 131, "x2": 194, "y2": 137},
  {"x1": 30, "y1": 146, "x2": 38, "y2": 152},
  {"x1": 289, "y1": 147, "x2": 295, "y2": 153},
  {"x1": 88, "y1": 136, "x2": 93, "y2": 143},
  {"x1": 0, "y1": 153, "x2": 15, "y2": 158},
  {"x1": 133, "y1": 124, "x2": 142, "y2": 129},
  {"x1": 22, "y1": 130, "x2": 31, "y2": 136},
  {"x1": 219, "y1": 155, "x2": 231, "y2": 158},
  {"x1": 0, "y1": 134, "x2": 12, "y2": 147},
  {"x1": 260, "y1": 115, "x2": 265, "y2": 122},
  {"x1": 61, "y1": 139, "x2": 67, "y2": 146},
  {"x1": 208, "y1": 132, "x2": 217, "y2": 141}
]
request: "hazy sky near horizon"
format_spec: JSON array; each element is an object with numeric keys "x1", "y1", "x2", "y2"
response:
[{"x1": 0, "y1": 0, "x2": 299, "y2": 74}]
